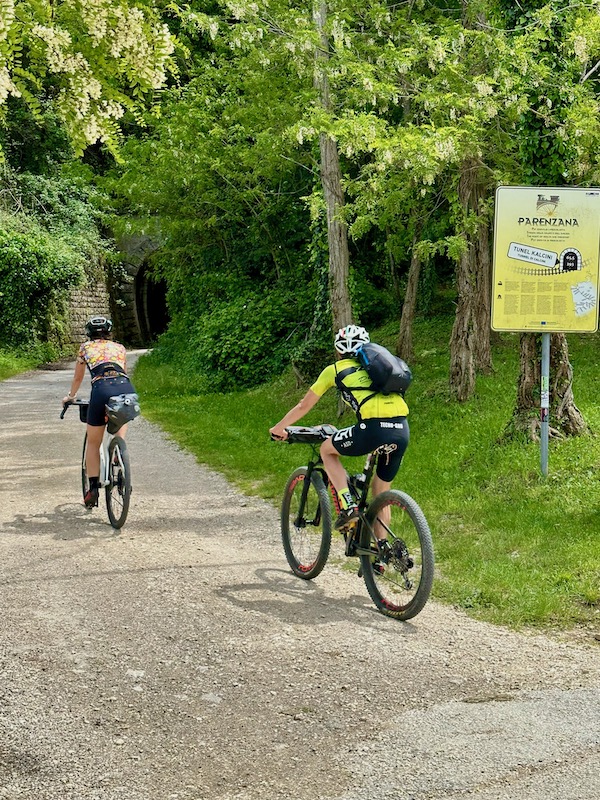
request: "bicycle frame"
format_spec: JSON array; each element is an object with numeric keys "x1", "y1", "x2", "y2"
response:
[
  {"x1": 94, "y1": 429, "x2": 118, "y2": 488},
  {"x1": 278, "y1": 424, "x2": 435, "y2": 620},
  {"x1": 299, "y1": 443, "x2": 379, "y2": 560}
]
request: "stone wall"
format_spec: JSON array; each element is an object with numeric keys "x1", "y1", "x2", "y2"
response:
[
  {"x1": 67, "y1": 234, "x2": 163, "y2": 350},
  {"x1": 67, "y1": 281, "x2": 111, "y2": 349},
  {"x1": 113, "y1": 234, "x2": 161, "y2": 346}
]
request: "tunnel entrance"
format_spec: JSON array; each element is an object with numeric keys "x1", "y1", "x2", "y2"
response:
[{"x1": 135, "y1": 262, "x2": 169, "y2": 344}]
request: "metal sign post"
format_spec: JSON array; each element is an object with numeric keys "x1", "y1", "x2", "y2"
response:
[
  {"x1": 540, "y1": 333, "x2": 550, "y2": 477},
  {"x1": 492, "y1": 185, "x2": 600, "y2": 475}
]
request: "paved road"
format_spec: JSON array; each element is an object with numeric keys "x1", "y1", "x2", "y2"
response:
[{"x1": 0, "y1": 359, "x2": 598, "y2": 799}]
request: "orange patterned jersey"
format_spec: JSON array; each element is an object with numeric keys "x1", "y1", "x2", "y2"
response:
[{"x1": 77, "y1": 339, "x2": 127, "y2": 372}]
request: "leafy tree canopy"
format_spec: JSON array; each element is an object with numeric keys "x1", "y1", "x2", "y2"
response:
[
  {"x1": 105, "y1": 0, "x2": 600, "y2": 389},
  {"x1": 0, "y1": 0, "x2": 177, "y2": 156}
]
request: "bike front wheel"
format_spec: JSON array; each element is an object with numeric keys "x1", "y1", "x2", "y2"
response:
[
  {"x1": 105, "y1": 436, "x2": 131, "y2": 529},
  {"x1": 281, "y1": 467, "x2": 332, "y2": 579},
  {"x1": 360, "y1": 490, "x2": 434, "y2": 621}
]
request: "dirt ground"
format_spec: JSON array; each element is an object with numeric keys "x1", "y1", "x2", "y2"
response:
[{"x1": 0, "y1": 361, "x2": 598, "y2": 800}]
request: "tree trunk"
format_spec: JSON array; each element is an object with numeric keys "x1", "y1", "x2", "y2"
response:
[
  {"x1": 397, "y1": 233, "x2": 421, "y2": 363},
  {"x1": 319, "y1": 133, "x2": 352, "y2": 330},
  {"x1": 449, "y1": 157, "x2": 492, "y2": 401},
  {"x1": 313, "y1": 2, "x2": 352, "y2": 333},
  {"x1": 449, "y1": 239, "x2": 477, "y2": 401},
  {"x1": 505, "y1": 333, "x2": 588, "y2": 440},
  {"x1": 474, "y1": 214, "x2": 492, "y2": 373},
  {"x1": 550, "y1": 334, "x2": 587, "y2": 435}
]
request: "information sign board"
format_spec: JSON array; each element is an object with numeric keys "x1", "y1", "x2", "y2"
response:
[{"x1": 492, "y1": 186, "x2": 600, "y2": 332}]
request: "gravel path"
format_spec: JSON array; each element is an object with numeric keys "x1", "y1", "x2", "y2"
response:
[{"x1": 0, "y1": 359, "x2": 598, "y2": 800}]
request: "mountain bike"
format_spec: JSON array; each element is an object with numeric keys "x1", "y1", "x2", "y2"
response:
[
  {"x1": 273, "y1": 424, "x2": 434, "y2": 621},
  {"x1": 60, "y1": 400, "x2": 132, "y2": 529}
]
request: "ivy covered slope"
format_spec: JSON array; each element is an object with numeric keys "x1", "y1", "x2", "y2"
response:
[{"x1": 0, "y1": 165, "x2": 111, "y2": 362}]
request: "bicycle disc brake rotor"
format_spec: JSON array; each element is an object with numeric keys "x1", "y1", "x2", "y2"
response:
[{"x1": 390, "y1": 538, "x2": 414, "y2": 573}]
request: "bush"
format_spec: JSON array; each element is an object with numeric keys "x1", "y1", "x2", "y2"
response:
[
  {"x1": 0, "y1": 167, "x2": 111, "y2": 354},
  {"x1": 0, "y1": 228, "x2": 84, "y2": 348},
  {"x1": 153, "y1": 285, "x2": 315, "y2": 391}
]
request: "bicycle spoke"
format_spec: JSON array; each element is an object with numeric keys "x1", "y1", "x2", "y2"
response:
[
  {"x1": 105, "y1": 437, "x2": 131, "y2": 529},
  {"x1": 361, "y1": 491, "x2": 434, "y2": 620}
]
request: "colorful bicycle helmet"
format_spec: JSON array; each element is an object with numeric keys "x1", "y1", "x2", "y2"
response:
[
  {"x1": 85, "y1": 315, "x2": 113, "y2": 338},
  {"x1": 334, "y1": 324, "x2": 370, "y2": 355}
]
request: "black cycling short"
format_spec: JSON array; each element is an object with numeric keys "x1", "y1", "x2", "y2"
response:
[
  {"x1": 330, "y1": 417, "x2": 409, "y2": 482},
  {"x1": 88, "y1": 376, "x2": 136, "y2": 427}
]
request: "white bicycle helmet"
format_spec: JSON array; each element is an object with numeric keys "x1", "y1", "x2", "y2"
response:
[{"x1": 334, "y1": 324, "x2": 370, "y2": 355}]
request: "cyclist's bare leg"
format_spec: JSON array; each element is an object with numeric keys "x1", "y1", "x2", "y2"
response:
[
  {"x1": 371, "y1": 474, "x2": 392, "y2": 540},
  {"x1": 113, "y1": 423, "x2": 128, "y2": 438},
  {"x1": 85, "y1": 424, "x2": 104, "y2": 477},
  {"x1": 320, "y1": 438, "x2": 350, "y2": 497}
]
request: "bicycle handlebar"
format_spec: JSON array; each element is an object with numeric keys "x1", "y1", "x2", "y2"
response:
[
  {"x1": 274, "y1": 424, "x2": 338, "y2": 444},
  {"x1": 60, "y1": 398, "x2": 89, "y2": 419}
]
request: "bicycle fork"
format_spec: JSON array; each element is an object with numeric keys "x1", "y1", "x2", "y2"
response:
[{"x1": 294, "y1": 464, "x2": 323, "y2": 529}]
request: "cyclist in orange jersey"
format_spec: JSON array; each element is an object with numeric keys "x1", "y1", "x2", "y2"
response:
[{"x1": 62, "y1": 316, "x2": 136, "y2": 508}]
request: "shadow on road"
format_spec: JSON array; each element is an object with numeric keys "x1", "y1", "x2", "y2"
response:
[
  {"x1": 215, "y1": 565, "x2": 421, "y2": 634},
  {"x1": 1, "y1": 504, "x2": 120, "y2": 541}
]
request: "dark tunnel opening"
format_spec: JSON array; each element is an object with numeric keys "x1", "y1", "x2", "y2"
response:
[{"x1": 135, "y1": 262, "x2": 169, "y2": 345}]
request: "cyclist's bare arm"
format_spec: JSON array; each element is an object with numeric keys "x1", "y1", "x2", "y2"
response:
[
  {"x1": 63, "y1": 360, "x2": 86, "y2": 405},
  {"x1": 270, "y1": 389, "x2": 320, "y2": 440}
]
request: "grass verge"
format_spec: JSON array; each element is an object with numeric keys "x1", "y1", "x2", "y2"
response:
[
  {"x1": 133, "y1": 319, "x2": 600, "y2": 633},
  {"x1": 0, "y1": 349, "x2": 41, "y2": 381}
]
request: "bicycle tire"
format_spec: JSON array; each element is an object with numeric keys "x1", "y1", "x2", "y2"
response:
[
  {"x1": 281, "y1": 467, "x2": 332, "y2": 579},
  {"x1": 360, "y1": 490, "x2": 434, "y2": 621},
  {"x1": 105, "y1": 436, "x2": 131, "y2": 529},
  {"x1": 81, "y1": 432, "x2": 89, "y2": 500}
]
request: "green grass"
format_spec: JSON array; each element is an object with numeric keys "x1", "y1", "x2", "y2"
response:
[
  {"x1": 135, "y1": 320, "x2": 600, "y2": 632},
  {"x1": 0, "y1": 348, "x2": 40, "y2": 380}
]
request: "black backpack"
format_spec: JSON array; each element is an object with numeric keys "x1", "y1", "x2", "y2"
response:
[{"x1": 334, "y1": 342, "x2": 412, "y2": 418}]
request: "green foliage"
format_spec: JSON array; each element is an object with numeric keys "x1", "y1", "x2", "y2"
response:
[
  {"x1": 0, "y1": 166, "x2": 110, "y2": 351},
  {"x1": 84, "y1": 0, "x2": 600, "y2": 398},
  {"x1": 0, "y1": 98, "x2": 73, "y2": 174},
  {"x1": 0, "y1": 226, "x2": 83, "y2": 347},
  {"x1": 153, "y1": 283, "x2": 317, "y2": 391},
  {"x1": 289, "y1": 208, "x2": 334, "y2": 382},
  {"x1": 0, "y1": 0, "x2": 177, "y2": 158}
]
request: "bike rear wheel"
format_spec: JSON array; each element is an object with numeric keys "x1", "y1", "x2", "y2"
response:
[
  {"x1": 281, "y1": 467, "x2": 332, "y2": 579},
  {"x1": 360, "y1": 490, "x2": 434, "y2": 621},
  {"x1": 81, "y1": 432, "x2": 89, "y2": 499},
  {"x1": 105, "y1": 436, "x2": 131, "y2": 529}
]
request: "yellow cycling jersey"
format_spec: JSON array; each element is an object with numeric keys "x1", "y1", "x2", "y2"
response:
[{"x1": 309, "y1": 358, "x2": 409, "y2": 419}]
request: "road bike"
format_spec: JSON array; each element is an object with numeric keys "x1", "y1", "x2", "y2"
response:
[
  {"x1": 61, "y1": 399, "x2": 132, "y2": 529},
  {"x1": 273, "y1": 424, "x2": 434, "y2": 621}
]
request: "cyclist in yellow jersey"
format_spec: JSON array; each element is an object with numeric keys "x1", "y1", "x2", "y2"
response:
[{"x1": 270, "y1": 325, "x2": 409, "y2": 531}]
